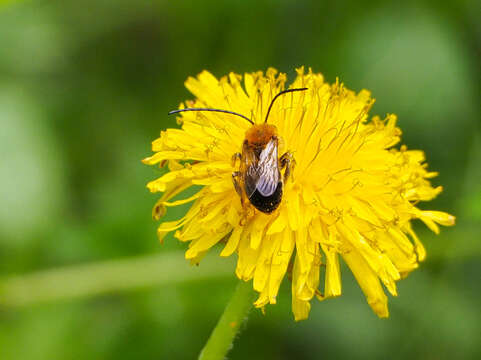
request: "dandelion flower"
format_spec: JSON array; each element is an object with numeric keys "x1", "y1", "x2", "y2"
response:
[{"x1": 143, "y1": 67, "x2": 455, "y2": 320}]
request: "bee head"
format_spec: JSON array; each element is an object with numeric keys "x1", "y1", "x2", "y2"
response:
[{"x1": 245, "y1": 123, "x2": 278, "y2": 147}]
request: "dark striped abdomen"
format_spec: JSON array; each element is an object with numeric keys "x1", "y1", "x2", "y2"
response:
[{"x1": 248, "y1": 181, "x2": 283, "y2": 213}]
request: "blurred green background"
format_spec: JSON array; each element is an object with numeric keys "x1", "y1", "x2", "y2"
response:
[{"x1": 0, "y1": 0, "x2": 480, "y2": 359}]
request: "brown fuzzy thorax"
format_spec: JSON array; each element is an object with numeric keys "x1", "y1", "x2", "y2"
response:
[{"x1": 244, "y1": 123, "x2": 278, "y2": 147}]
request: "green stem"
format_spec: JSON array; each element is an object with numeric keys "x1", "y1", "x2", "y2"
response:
[{"x1": 199, "y1": 280, "x2": 256, "y2": 360}]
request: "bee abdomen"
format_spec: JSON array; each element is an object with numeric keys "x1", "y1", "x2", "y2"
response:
[{"x1": 248, "y1": 181, "x2": 283, "y2": 214}]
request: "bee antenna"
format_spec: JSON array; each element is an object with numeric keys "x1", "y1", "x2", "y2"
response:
[
  {"x1": 264, "y1": 88, "x2": 308, "y2": 123},
  {"x1": 168, "y1": 108, "x2": 254, "y2": 125}
]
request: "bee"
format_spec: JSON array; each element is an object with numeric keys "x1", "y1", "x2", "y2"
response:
[{"x1": 169, "y1": 87, "x2": 308, "y2": 214}]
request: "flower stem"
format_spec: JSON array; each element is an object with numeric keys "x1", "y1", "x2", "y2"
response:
[{"x1": 199, "y1": 280, "x2": 256, "y2": 360}]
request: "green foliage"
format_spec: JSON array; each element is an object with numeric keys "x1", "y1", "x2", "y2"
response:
[{"x1": 0, "y1": 0, "x2": 479, "y2": 359}]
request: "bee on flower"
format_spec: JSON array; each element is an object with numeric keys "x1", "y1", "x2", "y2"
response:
[{"x1": 143, "y1": 67, "x2": 455, "y2": 320}]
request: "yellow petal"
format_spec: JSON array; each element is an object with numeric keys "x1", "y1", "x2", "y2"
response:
[
  {"x1": 421, "y1": 211, "x2": 456, "y2": 227},
  {"x1": 266, "y1": 209, "x2": 287, "y2": 235},
  {"x1": 292, "y1": 255, "x2": 312, "y2": 321},
  {"x1": 321, "y1": 241, "x2": 342, "y2": 298},
  {"x1": 161, "y1": 191, "x2": 202, "y2": 207},
  {"x1": 220, "y1": 226, "x2": 243, "y2": 257},
  {"x1": 343, "y1": 250, "x2": 389, "y2": 318},
  {"x1": 185, "y1": 230, "x2": 230, "y2": 259},
  {"x1": 142, "y1": 151, "x2": 186, "y2": 165},
  {"x1": 268, "y1": 232, "x2": 295, "y2": 303},
  {"x1": 253, "y1": 235, "x2": 279, "y2": 292},
  {"x1": 406, "y1": 225, "x2": 426, "y2": 261},
  {"x1": 250, "y1": 215, "x2": 271, "y2": 250},
  {"x1": 235, "y1": 221, "x2": 261, "y2": 281},
  {"x1": 286, "y1": 192, "x2": 301, "y2": 231}
]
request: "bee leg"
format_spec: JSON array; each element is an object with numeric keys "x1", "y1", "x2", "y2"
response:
[
  {"x1": 232, "y1": 171, "x2": 244, "y2": 204},
  {"x1": 233, "y1": 171, "x2": 251, "y2": 226},
  {"x1": 280, "y1": 152, "x2": 296, "y2": 183},
  {"x1": 232, "y1": 153, "x2": 246, "y2": 206},
  {"x1": 231, "y1": 152, "x2": 242, "y2": 168}
]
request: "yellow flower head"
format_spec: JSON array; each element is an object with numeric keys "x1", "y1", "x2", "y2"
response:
[{"x1": 143, "y1": 67, "x2": 455, "y2": 320}]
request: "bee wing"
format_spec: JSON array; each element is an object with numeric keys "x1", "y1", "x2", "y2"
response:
[{"x1": 245, "y1": 138, "x2": 280, "y2": 198}]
